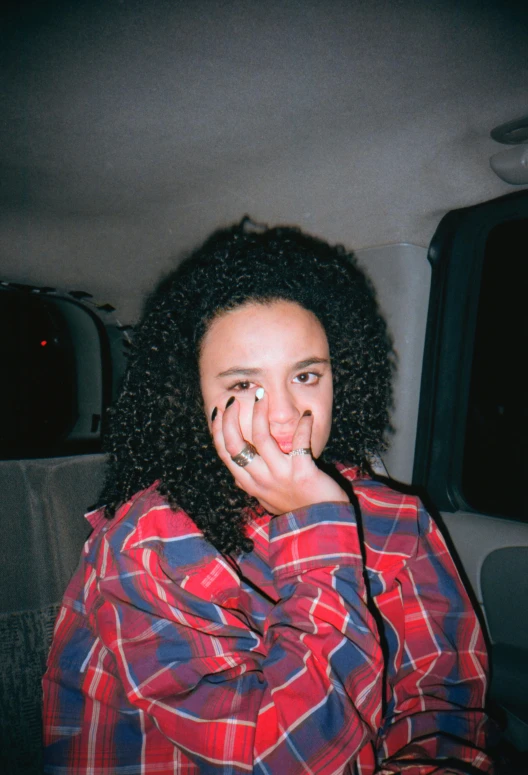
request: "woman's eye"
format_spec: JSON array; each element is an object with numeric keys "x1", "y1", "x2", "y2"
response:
[
  {"x1": 230, "y1": 381, "x2": 255, "y2": 391},
  {"x1": 293, "y1": 371, "x2": 320, "y2": 385}
]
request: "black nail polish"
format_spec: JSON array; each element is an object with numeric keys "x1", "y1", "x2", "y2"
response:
[
  {"x1": 211, "y1": 407, "x2": 218, "y2": 422},
  {"x1": 303, "y1": 409, "x2": 312, "y2": 417},
  {"x1": 225, "y1": 396, "x2": 235, "y2": 409}
]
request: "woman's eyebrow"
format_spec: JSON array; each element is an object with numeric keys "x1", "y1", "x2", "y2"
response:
[
  {"x1": 294, "y1": 357, "x2": 330, "y2": 370},
  {"x1": 216, "y1": 366, "x2": 263, "y2": 378},
  {"x1": 216, "y1": 357, "x2": 330, "y2": 379}
]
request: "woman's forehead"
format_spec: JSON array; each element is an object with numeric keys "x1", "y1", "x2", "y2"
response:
[{"x1": 199, "y1": 300, "x2": 329, "y2": 371}]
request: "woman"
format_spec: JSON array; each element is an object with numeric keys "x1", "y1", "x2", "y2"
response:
[{"x1": 43, "y1": 220, "x2": 494, "y2": 773}]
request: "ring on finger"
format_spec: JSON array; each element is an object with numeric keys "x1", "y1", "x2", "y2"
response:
[
  {"x1": 289, "y1": 448, "x2": 312, "y2": 457},
  {"x1": 231, "y1": 442, "x2": 258, "y2": 468}
]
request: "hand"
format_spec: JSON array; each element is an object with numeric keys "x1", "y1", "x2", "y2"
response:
[{"x1": 211, "y1": 392, "x2": 349, "y2": 515}]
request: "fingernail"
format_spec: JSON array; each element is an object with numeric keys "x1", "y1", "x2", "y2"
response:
[
  {"x1": 211, "y1": 407, "x2": 218, "y2": 422},
  {"x1": 225, "y1": 396, "x2": 235, "y2": 409},
  {"x1": 303, "y1": 409, "x2": 312, "y2": 417},
  {"x1": 255, "y1": 387, "x2": 265, "y2": 402}
]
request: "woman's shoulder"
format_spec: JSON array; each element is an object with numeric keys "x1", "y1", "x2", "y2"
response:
[
  {"x1": 338, "y1": 464, "x2": 421, "y2": 512},
  {"x1": 101, "y1": 484, "x2": 217, "y2": 568},
  {"x1": 355, "y1": 479, "x2": 421, "y2": 518},
  {"x1": 93, "y1": 486, "x2": 242, "y2": 606},
  {"x1": 337, "y1": 465, "x2": 425, "y2": 553}
]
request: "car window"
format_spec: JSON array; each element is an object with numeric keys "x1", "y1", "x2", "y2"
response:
[
  {"x1": 0, "y1": 285, "x2": 126, "y2": 459},
  {"x1": 414, "y1": 191, "x2": 528, "y2": 522},
  {"x1": 462, "y1": 219, "x2": 527, "y2": 518}
]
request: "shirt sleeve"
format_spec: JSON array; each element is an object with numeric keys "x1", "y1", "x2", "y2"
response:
[
  {"x1": 375, "y1": 503, "x2": 495, "y2": 775},
  {"x1": 95, "y1": 502, "x2": 384, "y2": 774}
]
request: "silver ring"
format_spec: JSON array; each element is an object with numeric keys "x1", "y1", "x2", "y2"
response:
[
  {"x1": 288, "y1": 448, "x2": 312, "y2": 457},
  {"x1": 231, "y1": 442, "x2": 258, "y2": 468}
]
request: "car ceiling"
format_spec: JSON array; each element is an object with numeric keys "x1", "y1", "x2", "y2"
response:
[{"x1": 1, "y1": 0, "x2": 527, "y2": 322}]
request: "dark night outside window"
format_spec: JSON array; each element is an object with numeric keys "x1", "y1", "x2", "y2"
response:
[
  {"x1": 0, "y1": 291, "x2": 77, "y2": 457},
  {"x1": 462, "y1": 218, "x2": 527, "y2": 518}
]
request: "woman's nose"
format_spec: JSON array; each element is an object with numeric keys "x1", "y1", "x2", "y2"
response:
[{"x1": 267, "y1": 386, "x2": 299, "y2": 426}]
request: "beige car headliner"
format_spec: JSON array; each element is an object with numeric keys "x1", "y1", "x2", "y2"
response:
[{"x1": 1, "y1": 0, "x2": 527, "y2": 321}]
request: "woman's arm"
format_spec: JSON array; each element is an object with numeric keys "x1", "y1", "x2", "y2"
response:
[{"x1": 97, "y1": 500, "x2": 383, "y2": 773}]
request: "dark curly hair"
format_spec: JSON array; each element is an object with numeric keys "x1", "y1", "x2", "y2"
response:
[{"x1": 100, "y1": 219, "x2": 394, "y2": 555}]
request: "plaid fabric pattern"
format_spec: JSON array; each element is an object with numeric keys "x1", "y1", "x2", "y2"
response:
[{"x1": 42, "y1": 467, "x2": 494, "y2": 774}]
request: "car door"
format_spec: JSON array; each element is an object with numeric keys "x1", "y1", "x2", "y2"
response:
[
  {"x1": 360, "y1": 191, "x2": 528, "y2": 762},
  {"x1": 413, "y1": 190, "x2": 528, "y2": 760}
]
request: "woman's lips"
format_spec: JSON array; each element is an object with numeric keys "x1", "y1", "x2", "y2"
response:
[{"x1": 273, "y1": 438, "x2": 294, "y2": 454}]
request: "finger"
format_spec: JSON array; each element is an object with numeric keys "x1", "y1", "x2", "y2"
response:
[
  {"x1": 211, "y1": 402, "x2": 243, "y2": 466},
  {"x1": 211, "y1": 405, "x2": 266, "y2": 510},
  {"x1": 221, "y1": 397, "x2": 248, "y2": 458},
  {"x1": 211, "y1": 404, "x2": 258, "y2": 487},
  {"x1": 210, "y1": 405, "x2": 233, "y2": 464},
  {"x1": 290, "y1": 410, "x2": 314, "y2": 460},
  {"x1": 251, "y1": 389, "x2": 282, "y2": 460}
]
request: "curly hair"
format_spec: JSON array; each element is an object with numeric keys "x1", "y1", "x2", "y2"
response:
[{"x1": 100, "y1": 219, "x2": 394, "y2": 555}]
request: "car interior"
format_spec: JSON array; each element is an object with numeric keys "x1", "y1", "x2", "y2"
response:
[{"x1": 1, "y1": 1, "x2": 527, "y2": 773}]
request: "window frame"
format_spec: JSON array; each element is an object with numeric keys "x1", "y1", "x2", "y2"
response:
[
  {"x1": 413, "y1": 189, "x2": 528, "y2": 519},
  {"x1": 0, "y1": 283, "x2": 127, "y2": 460}
]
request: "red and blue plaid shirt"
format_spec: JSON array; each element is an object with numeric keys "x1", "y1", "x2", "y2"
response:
[{"x1": 42, "y1": 466, "x2": 494, "y2": 774}]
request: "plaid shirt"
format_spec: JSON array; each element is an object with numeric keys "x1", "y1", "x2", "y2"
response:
[{"x1": 42, "y1": 466, "x2": 494, "y2": 774}]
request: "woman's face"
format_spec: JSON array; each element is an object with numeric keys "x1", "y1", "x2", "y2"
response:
[{"x1": 199, "y1": 300, "x2": 333, "y2": 458}]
